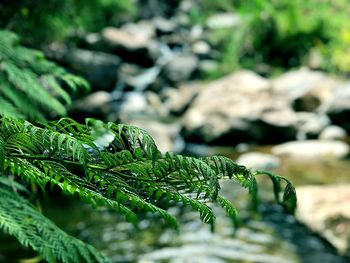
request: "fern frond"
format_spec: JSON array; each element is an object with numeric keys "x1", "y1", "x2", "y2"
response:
[
  {"x1": 0, "y1": 96, "x2": 25, "y2": 119},
  {"x1": 0, "y1": 116, "x2": 297, "y2": 235},
  {"x1": 0, "y1": 176, "x2": 108, "y2": 263},
  {"x1": 255, "y1": 170, "x2": 297, "y2": 213},
  {"x1": 0, "y1": 30, "x2": 89, "y2": 121},
  {"x1": 218, "y1": 195, "x2": 239, "y2": 227}
]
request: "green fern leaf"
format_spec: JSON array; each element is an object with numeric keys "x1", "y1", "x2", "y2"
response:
[
  {"x1": 0, "y1": 30, "x2": 89, "y2": 120},
  {"x1": 0, "y1": 116, "x2": 297, "y2": 261},
  {"x1": 255, "y1": 170, "x2": 297, "y2": 213},
  {"x1": 0, "y1": 176, "x2": 109, "y2": 263}
]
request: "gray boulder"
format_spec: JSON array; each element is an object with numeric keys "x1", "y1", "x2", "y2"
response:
[
  {"x1": 163, "y1": 53, "x2": 199, "y2": 83},
  {"x1": 322, "y1": 83, "x2": 350, "y2": 132},
  {"x1": 236, "y1": 152, "x2": 280, "y2": 171},
  {"x1": 183, "y1": 71, "x2": 297, "y2": 144},
  {"x1": 164, "y1": 83, "x2": 201, "y2": 115},
  {"x1": 272, "y1": 68, "x2": 339, "y2": 112},
  {"x1": 319, "y1": 125, "x2": 347, "y2": 141},
  {"x1": 153, "y1": 17, "x2": 177, "y2": 35},
  {"x1": 272, "y1": 140, "x2": 349, "y2": 159},
  {"x1": 101, "y1": 24, "x2": 155, "y2": 66},
  {"x1": 102, "y1": 23, "x2": 154, "y2": 51},
  {"x1": 297, "y1": 184, "x2": 350, "y2": 256},
  {"x1": 294, "y1": 112, "x2": 330, "y2": 140}
]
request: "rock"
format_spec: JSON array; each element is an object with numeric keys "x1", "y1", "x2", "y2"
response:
[
  {"x1": 323, "y1": 83, "x2": 350, "y2": 113},
  {"x1": 272, "y1": 68, "x2": 339, "y2": 111},
  {"x1": 163, "y1": 53, "x2": 199, "y2": 82},
  {"x1": 296, "y1": 184, "x2": 350, "y2": 256},
  {"x1": 236, "y1": 152, "x2": 280, "y2": 171},
  {"x1": 102, "y1": 24, "x2": 155, "y2": 66},
  {"x1": 272, "y1": 140, "x2": 350, "y2": 159},
  {"x1": 145, "y1": 91, "x2": 169, "y2": 117},
  {"x1": 192, "y1": 41, "x2": 211, "y2": 56},
  {"x1": 189, "y1": 25, "x2": 204, "y2": 41},
  {"x1": 251, "y1": 110, "x2": 298, "y2": 143},
  {"x1": 294, "y1": 112, "x2": 330, "y2": 140},
  {"x1": 118, "y1": 63, "x2": 161, "y2": 91},
  {"x1": 153, "y1": 17, "x2": 177, "y2": 35},
  {"x1": 48, "y1": 47, "x2": 121, "y2": 91},
  {"x1": 179, "y1": 0, "x2": 195, "y2": 13},
  {"x1": 319, "y1": 125, "x2": 347, "y2": 141},
  {"x1": 126, "y1": 119, "x2": 184, "y2": 153},
  {"x1": 118, "y1": 91, "x2": 168, "y2": 121},
  {"x1": 71, "y1": 91, "x2": 113, "y2": 120},
  {"x1": 102, "y1": 23, "x2": 154, "y2": 50},
  {"x1": 323, "y1": 83, "x2": 350, "y2": 132},
  {"x1": 119, "y1": 92, "x2": 150, "y2": 120},
  {"x1": 219, "y1": 70, "x2": 271, "y2": 93},
  {"x1": 308, "y1": 49, "x2": 324, "y2": 69},
  {"x1": 183, "y1": 71, "x2": 292, "y2": 144},
  {"x1": 164, "y1": 83, "x2": 201, "y2": 115},
  {"x1": 207, "y1": 13, "x2": 241, "y2": 29},
  {"x1": 84, "y1": 32, "x2": 101, "y2": 46}
]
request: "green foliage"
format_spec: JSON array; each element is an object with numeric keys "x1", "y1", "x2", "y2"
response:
[
  {"x1": 0, "y1": 177, "x2": 108, "y2": 263},
  {"x1": 0, "y1": 30, "x2": 89, "y2": 121},
  {"x1": 236, "y1": 0, "x2": 329, "y2": 70},
  {"x1": 196, "y1": 0, "x2": 350, "y2": 77},
  {"x1": 0, "y1": 116, "x2": 297, "y2": 261},
  {"x1": 0, "y1": 0, "x2": 135, "y2": 45}
]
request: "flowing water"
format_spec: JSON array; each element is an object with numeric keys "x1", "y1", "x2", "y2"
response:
[{"x1": 1, "y1": 145, "x2": 350, "y2": 263}]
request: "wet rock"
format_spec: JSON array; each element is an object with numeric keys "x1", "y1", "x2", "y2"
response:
[
  {"x1": 236, "y1": 152, "x2": 280, "y2": 171},
  {"x1": 323, "y1": 83, "x2": 350, "y2": 113},
  {"x1": 164, "y1": 83, "x2": 201, "y2": 115},
  {"x1": 272, "y1": 140, "x2": 349, "y2": 159},
  {"x1": 119, "y1": 92, "x2": 150, "y2": 119},
  {"x1": 296, "y1": 184, "x2": 350, "y2": 256},
  {"x1": 102, "y1": 24, "x2": 155, "y2": 66},
  {"x1": 257, "y1": 109, "x2": 298, "y2": 142},
  {"x1": 319, "y1": 126, "x2": 347, "y2": 141},
  {"x1": 48, "y1": 46, "x2": 120, "y2": 91},
  {"x1": 118, "y1": 63, "x2": 161, "y2": 91},
  {"x1": 207, "y1": 13, "x2": 241, "y2": 29},
  {"x1": 163, "y1": 53, "x2": 199, "y2": 82},
  {"x1": 153, "y1": 17, "x2": 177, "y2": 35},
  {"x1": 189, "y1": 25, "x2": 204, "y2": 41},
  {"x1": 118, "y1": 91, "x2": 168, "y2": 121},
  {"x1": 102, "y1": 23, "x2": 154, "y2": 51},
  {"x1": 217, "y1": 70, "x2": 271, "y2": 93},
  {"x1": 307, "y1": 49, "x2": 324, "y2": 69},
  {"x1": 183, "y1": 71, "x2": 294, "y2": 144},
  {"x1": 71, "y1": 91, "x2": 113, "y2": 120},
  {"x1": 294, "y1": 112, "x2": 331, "y2": 140},
  {"x1": 323, "y1": 83, "x2": 350, "y2": 132},
  {"x1": 192, "y1": 41, "x2": 211, "y2": 56},
  {"x1": 272, "y1": 68, "x2": 339, "y2": 111}
]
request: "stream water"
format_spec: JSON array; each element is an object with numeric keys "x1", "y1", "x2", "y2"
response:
[{"x1": 1, "y1": 145, "x2": 350, "y2": 263}]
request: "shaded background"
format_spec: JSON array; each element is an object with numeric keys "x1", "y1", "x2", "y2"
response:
[{"x1": 1, "y1": 0, "x2": 350, "y2": 262}]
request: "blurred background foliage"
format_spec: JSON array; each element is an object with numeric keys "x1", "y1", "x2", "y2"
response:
[
  {"x1": 2, "y1": 0, "x2": 350, "y2": 76},
  {"x1": 0, "y1": 0, "x2": 135, "y2": 46},
  {"x1": 189, "y1": 0, "x2": 350, "y2": 77}
]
